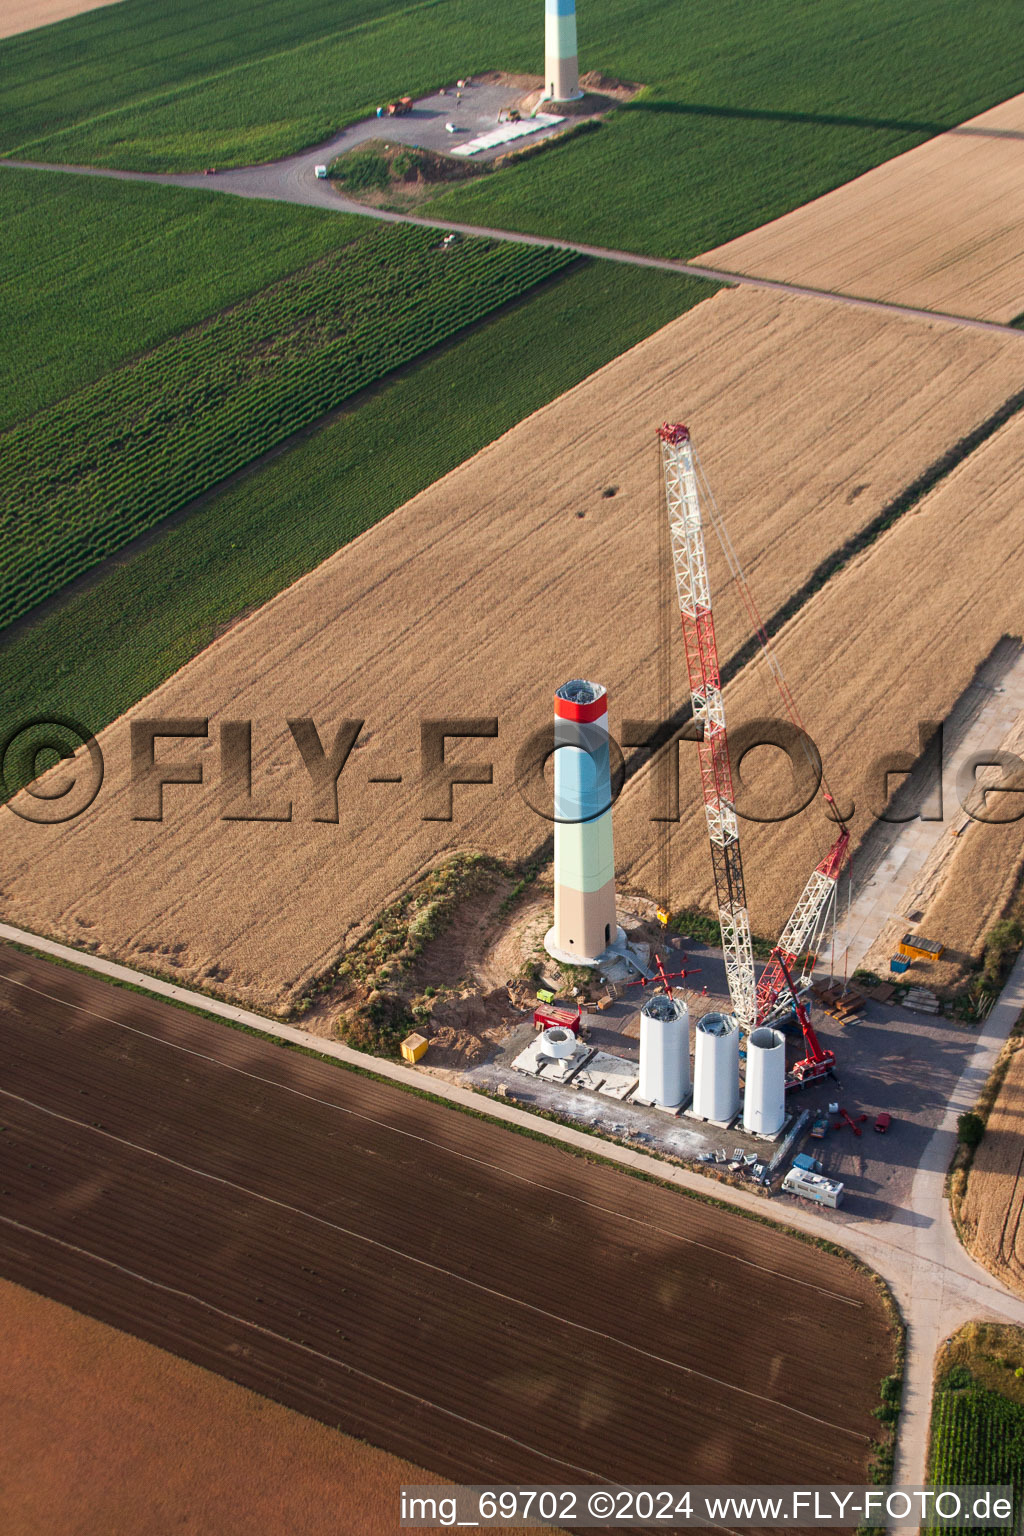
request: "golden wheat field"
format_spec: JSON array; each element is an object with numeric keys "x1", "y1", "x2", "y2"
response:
[
  {"x1": 698, "y1": 94, "x2": 1024, "y2": 324},
  {"x1": 2, "y1": 286, "x2": 1023, "y2": 1010},
  {"x1": 960, "y1": 1046, "x2": 1024, "y2": 1297},
  {"x1": 0, "y1": 1279, "x2": 459, "y2": 1536},
  {"x1": 617, "y1": 407, "x2": 1024, "y2": 942}
]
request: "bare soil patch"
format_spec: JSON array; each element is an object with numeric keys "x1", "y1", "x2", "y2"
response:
[
  {"x1": 329, "y1": 139, "x2": 485, "y2": 211},
  {"x1": 2, "y1": 287, "x2": 1024, "y2": 1011},
  {"x1": 698, "y1": 92, "x2": 1024, "y2": 323},
  {"x1": 0, "y1": 0, "x2": 121, "y2": 39}
]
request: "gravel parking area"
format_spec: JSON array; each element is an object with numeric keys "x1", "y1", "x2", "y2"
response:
[
  {"x1": 326, "y1": 75, "x2": 580, "y2": 165},
  {"x1": 470, "y1": 936, "x2": 978, "y2": 1227}
]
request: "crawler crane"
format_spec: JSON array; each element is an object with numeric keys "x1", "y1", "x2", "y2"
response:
[{"x1": 657, "y1": 423, "x2": 848, "y2": 1087}]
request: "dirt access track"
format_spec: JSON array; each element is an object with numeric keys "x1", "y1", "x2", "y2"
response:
[
  {"x1": 698, "y1": 93, "x2": 1024, "y2": 323},
  {"x1": 0, "y1": 946, "x2": 894, "y2": 1490},
  {"x1": 3, "y1": 283, "x2": 1024, "y2": 1012}
]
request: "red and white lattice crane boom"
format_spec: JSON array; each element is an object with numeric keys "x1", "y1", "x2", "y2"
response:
[
  {"x1": 658, "y1": 423, "x2": 756, "y2": 1030},
  {"x1": 754, "y1": 828, "x2": 849, "y2": 1026},
  {"x1": 658, "y1": 422, "x2": 850, "y2": 1041}
]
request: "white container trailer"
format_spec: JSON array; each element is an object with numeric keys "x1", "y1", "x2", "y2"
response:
[{"x1": 782, "y1": 1168, "x2": 844, "y2": 1208}]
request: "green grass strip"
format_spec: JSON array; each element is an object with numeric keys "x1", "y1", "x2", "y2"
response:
[
  {"x1": 0, "y1": 261, "x2": 715, "y2": 763},
  {"x1": 0, "y1": 226, "x2": 573, "y2": 631}
]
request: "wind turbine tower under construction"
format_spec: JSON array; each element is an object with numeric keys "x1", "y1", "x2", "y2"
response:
[{"x1": 545, "y1": 0, "x2": 583, "y2": 102}]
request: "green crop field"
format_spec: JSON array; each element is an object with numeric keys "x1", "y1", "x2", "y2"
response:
[
  {"x1": 3, "y1": 0, "x2": 1023, "y2": 257},
  {"x1": 0, "y1": 169, "x2": 369, "y2": 431},
  {"x1": 0, "y1": 224, "x2": 573, "y2": 631},
  {"x1": 0, "y1": 260, "x2": 714, "y2": 785},
  {"x1": 928, "y1": 1377, "x2": 1024, "y2": 1533}
]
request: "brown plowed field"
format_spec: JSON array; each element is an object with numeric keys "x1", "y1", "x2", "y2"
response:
[
  {"x1": 960, "y1": 1043, "x2": 1024, "y2": 1298},
  {"x1": 0, "y1": 1277, "x2": 468, "y2": 1536},
  {"x1": 698, "y1": 94, "x2": 1024, "y2": 323},
  {"x1": 0, "y1": 946, "x2": 893, "y2": 1492},
  {"x1": 3, "y1": 285, "x2": 1023, "y2": 1010}
]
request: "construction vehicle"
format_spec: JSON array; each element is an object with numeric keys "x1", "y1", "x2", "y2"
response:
[
  {"x1": 386, "y1": 96, "x2": 413, "y2": 116},
  {"x1": 497, "y1": 106, "x2": 522, "y2": 123},
  {"x1": 657, "y1": 424, "x2": 850, "y2": 1049},
  {"x1": 771, "y1": 947, "x2": 836, "y2": 1092}
]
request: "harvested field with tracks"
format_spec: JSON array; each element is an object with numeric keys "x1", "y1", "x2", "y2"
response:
[
  {"x1": 0, "y1": 948, "x2": 894, "y2": 1488},
  {"x1": 620, "y1": 407, "x2": 1024, "y2": 943},
  {"x1": 0, "y1": 1278, "x2": 460, "y2": 1536},
  {"x1": 960, "y1": 1044, "x2": 1024, "y2": 1298},
  {"x1": 3, "y1": 285, "x2": 1024, "y2": 1010},
  {"x1": 698, "y1": 93, "x2": 1024, "y2": 323}
]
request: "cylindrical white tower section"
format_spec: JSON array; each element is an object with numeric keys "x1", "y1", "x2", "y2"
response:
[
  {"x1": 692, "y1": 1012, "x2": 740, "y2": 1122},
  {"x1": 742, "y1": 1026, "x2": 786, "y2": 1136},
  {"x1": 639, "y1": 993, "x2": 690, "y2": 1109},
  {"x1": 544, "y1": 0, "x2": 581, "y2": 102},
  {"x1": 546, "y1": 680, "x2": 617, "y2": 964}
]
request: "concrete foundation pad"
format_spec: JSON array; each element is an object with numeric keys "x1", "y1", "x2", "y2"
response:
[
  {"x1": 510, "y1": 1036, "x2": 592, "y2": 1082},
  {"x1": 683, "y1": 1106, "x2": 739, "y2": 1130},
  {"x1": 544, "y1": 925, "x2": 627, "y2": 968}
]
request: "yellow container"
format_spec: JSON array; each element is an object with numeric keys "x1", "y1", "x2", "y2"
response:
[
  {"x1": 401, "y1": 1032, "x2": 429, "y2": 1064},
  {"x1": 898, "y1": 934, "x2": 945, "y2": 961}
]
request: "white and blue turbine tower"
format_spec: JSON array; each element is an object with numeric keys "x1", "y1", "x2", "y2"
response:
[{"x1": 545, "y1": 0, "x2": 582, "y2": 102}]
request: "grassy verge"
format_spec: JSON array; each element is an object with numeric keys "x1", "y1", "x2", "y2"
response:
[
  {"x1": 669, "y1": 907, "x2": 775, "y2": 959},
  {"x1": 927, "y1": 1325, "x2": 1024, "y2": 1533},
  {"x1": 0, "y1": 261, "x2": 714, "y2": 759},
  {"x1": 0, "y1": 170, "x2": 368, "y2": 431},
  {"x1": 6, "y1": 0, "x2": 1024, "y2": 260},
  {"x1": 0, "y1": 228, "x2": 573, "y2": 630}
]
